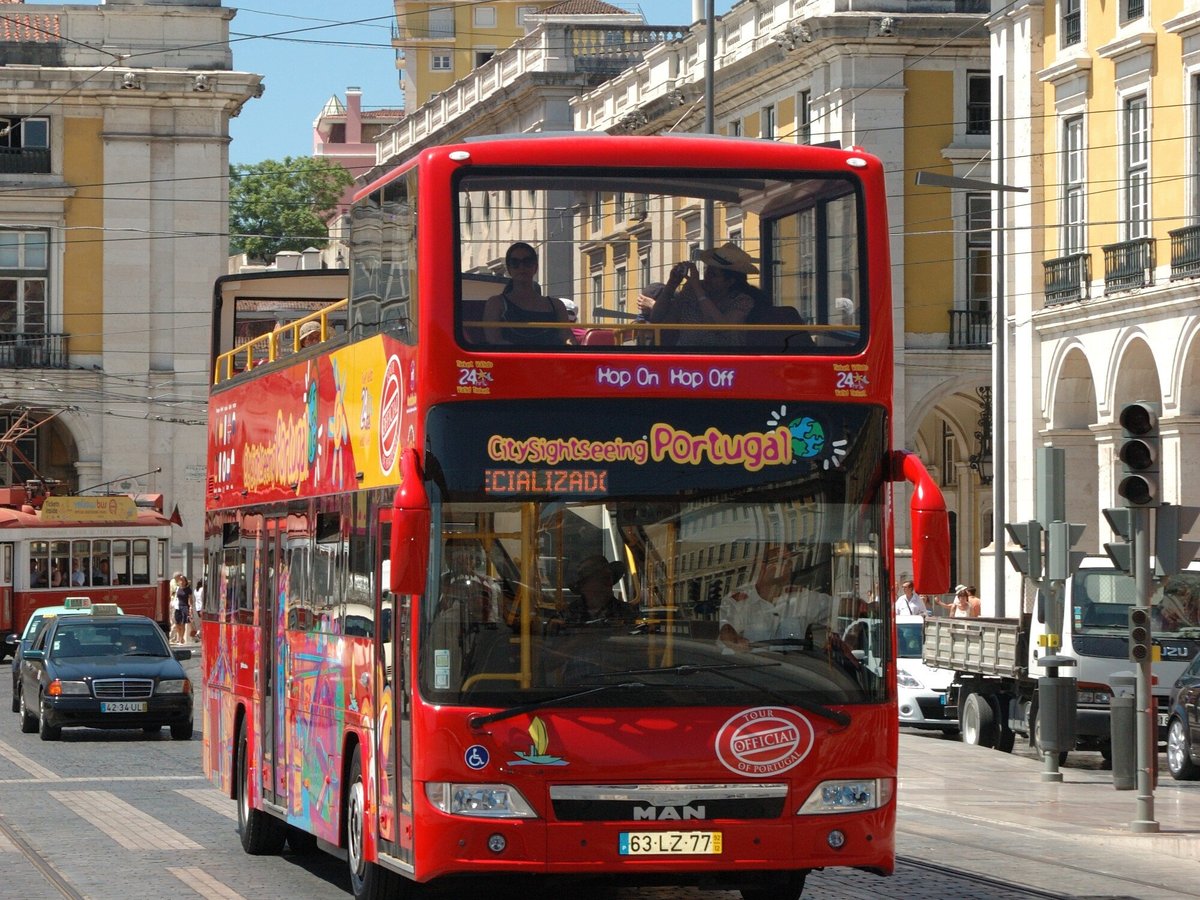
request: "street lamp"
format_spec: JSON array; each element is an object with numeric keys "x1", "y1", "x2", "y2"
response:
[{"x1": 914, "y1": 162, "x2": 1027, "y2": 616}]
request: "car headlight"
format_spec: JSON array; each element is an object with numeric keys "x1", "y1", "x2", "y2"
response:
[
  {"x1": 425, "y1": 783, "x2": 537, "y2": 818},
  {"x1": 157, "y1": 678, "x2": 191, "y2": 695},
  {"x1": 1078, "y1": 689, "x2": 1112, "y2": 706},
  {"x1": 49, "y1": 679, "x2": 89, "y2": 696},
  {"x1": 798, "y1": 778, "x2": 893, "y2": 815},
  {"x1": 896, "y1": 671, "x2": 924, "y2": 689}
]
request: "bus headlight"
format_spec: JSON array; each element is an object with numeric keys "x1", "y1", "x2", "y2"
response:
[
  {"x1": 157, "y1": 679, "x2": 191, "y2": 695},
  {"x1": 425, "y1": 783, "x2": 538, "y2": 819},
  {"x1": 798, "y1": 778, "x2": 893, "y2": 815}
]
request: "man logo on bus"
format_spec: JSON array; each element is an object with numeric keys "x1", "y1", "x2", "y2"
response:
[
  {"x1": 379, "y1": 355, "x2": 403, "y2": 475},
  {"x1": 767, "y1": 407, "x2": 848, "y2": 470},
  {"x1": 715, "y1": 706, "x2": 814, "y2": 777}
]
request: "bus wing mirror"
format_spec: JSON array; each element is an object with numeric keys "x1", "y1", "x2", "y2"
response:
[
  {"x1": 390, "y1": 449, "x2": 431, "y2": 596},
  {"x1": 892, "y1": 450, "x2": 951, "y2": 595}
]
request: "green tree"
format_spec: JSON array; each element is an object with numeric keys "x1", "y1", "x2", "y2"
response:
[{"x1": 228, "y1": 156, "x2": 354, "y2": 261}]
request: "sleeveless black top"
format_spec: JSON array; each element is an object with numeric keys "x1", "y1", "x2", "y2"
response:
[{"x1": 500, "y1": 295, "x2": 563, "y2": 345}]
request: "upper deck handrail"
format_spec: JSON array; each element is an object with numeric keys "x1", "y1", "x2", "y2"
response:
[{"x1": 213, "y1": 299, "x2": 348, "y2": 385}]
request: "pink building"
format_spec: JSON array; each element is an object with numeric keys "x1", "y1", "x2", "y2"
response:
[{"x1": 312, "y1": 87, "x2": 404, "y2": 219}]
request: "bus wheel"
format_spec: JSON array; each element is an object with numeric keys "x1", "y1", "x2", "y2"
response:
[
  {"x1": 237, "y1": 719, "x2": 286, "y2": 855},
  {"x1": 741, "y1": 872, "x2": 807, "y2": 900},
  {"x1": 286, "y1": 824, "x2": 318, "y2": 856},
  {"x1": 960, "y1": 693, "x2": 996, "y2": 748},
  {"x1": 347, "y1": 747, "x2": 401, "y2": 900}
]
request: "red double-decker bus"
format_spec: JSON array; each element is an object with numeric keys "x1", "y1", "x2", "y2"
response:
[{"x1": 203, "y1": 135, "x2": 949, "y2": 899}]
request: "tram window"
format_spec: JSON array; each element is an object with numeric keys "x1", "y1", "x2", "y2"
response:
[
  {"x1": 131, "y1": 539, "x2": 149, "y2": 585},
  {"x1": 157, "y1": 540, "x2": 168, "y2": 583},
  {"x1": 50, "y1": 540, "x2": 69, "y2": 588},
  {"x1": 313, "y1": 513, "x2": 342, "y2": 634},
  {"x1": 92, "y1": 540, "x2": 111, "y2": 586},
  {"x1": 1, "y1": 543, "x2": 11, "y2": 585},
  {"x1": 29, "y1": 540, "x2": 48, "y2": 588}
]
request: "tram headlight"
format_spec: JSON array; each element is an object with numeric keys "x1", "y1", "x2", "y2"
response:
[
  {"x1": 425, "y1": 783, "x2": 538, "y2": 819},
  {"x1": 797, "y1": 778, "x2": 894, "y2": 815}
]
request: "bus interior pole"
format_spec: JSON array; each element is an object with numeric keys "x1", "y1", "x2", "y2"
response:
[
  {"x1": 1132, "y1": 505, "x2": 1158, "y2": 832},
  {"x1": 702, "y1": 0, "x2": 715, "y2": 248},
  {"x1": 992, "y1": 75, "x2": 1006, "y2": 617}
]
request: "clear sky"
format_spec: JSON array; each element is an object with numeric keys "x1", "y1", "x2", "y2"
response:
[{"x1": 18, "y1": 1, "x2": 733, "y2": 165}]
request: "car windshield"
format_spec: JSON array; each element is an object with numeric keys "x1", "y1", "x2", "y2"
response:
[
  {"x1": 896, "y1": 621, "x2": 923, "y2": 658},
  {"x1": 50, "y1": 621, "x2": 169, "y2": 659}
]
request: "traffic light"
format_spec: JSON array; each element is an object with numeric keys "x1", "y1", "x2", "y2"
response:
[
  {"x1": 1005, "y1": 520, "x2": 1043, "y2": 580},
  {"x1": 1047, "y1": 521, "x2": 1087, "y2": 582},
  {"x1": 1155, "y1": 504, "x2": 1200, "y2": 578},
  {"x1": 1102, "y1": 507, "x2": 1133, "y2": 574},
  {"x1": 1128, "y1": 607, "x2": 1152, "y2": 663},
  {"x1": 1115, "y1": 401, "x2": 1160, "y2": 507}
]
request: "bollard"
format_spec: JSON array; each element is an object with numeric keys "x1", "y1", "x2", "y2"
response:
[{"x1": 1109, "y1": 672, "x2": 1136, "y2": 790}]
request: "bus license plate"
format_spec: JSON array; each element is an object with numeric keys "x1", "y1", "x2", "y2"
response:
[
  {"x1": 619, "y1": 832, "x2": 722, "y2": 855},
  {"x1": 101, "y1": 701, "x2": 147, "y2": 713}
]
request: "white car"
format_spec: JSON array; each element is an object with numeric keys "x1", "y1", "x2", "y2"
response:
[{"x1": 896, "y1": 614, "x2": 958, "y2": 732}]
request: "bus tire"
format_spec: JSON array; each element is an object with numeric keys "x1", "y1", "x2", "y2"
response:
[
  {"x1": 286, "y1": 824, "x2": 319, "y2": 856},
  {"x1": 347, "y1": 747, "x2": 400, "y2": 900},
  {"x1": 237, "y1": 719, "x2": 286, "y2": 855},
  {"x1": 960, "y1": 692, "x2": 996, "y2": 748}
]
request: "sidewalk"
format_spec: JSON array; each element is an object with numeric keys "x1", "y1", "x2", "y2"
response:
[{"x1": 897, "y1": 730, "x2": 1200, "y2": 897}]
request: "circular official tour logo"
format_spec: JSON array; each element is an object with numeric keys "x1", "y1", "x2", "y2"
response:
[
  {"x1": 715, "y1": 706, "x2": 814, "y2": 777},
  {"x1": 378, "y1": 355, "x2": 403, "y2": 475}
]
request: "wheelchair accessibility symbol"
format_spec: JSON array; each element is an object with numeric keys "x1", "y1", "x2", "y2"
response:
[{"x1": 465, "y1": 745, "x2": 490, "y2": 771}]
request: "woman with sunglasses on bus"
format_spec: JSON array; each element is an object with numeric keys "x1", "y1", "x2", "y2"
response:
[{"x1": 482, "y1": 242, "x2": 572, "y2": 346}]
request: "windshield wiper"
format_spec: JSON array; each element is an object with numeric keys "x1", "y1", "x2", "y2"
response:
[
  {"x1": 468, "y1": 681, "x2": 647, "y2": 729},
  {"x1": 598, "y1": 660, "x2": 851, "y2": 728}
]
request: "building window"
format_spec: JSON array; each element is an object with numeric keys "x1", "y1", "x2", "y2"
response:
[
  {"x1": 591, "y1": 192, "x2": 602, "y2": 231},
  {"x1": 591, "y1": 272, "x2": 603, "y2": 312},
  {"x1": 640, "y1": 251, "x2": 651, "y2": 292},
  {"x1": 761, "y1": 105, "x2": 775, "y2": 140},
  {"x1": 614, "y1": 192, "x2": 626, "y2": 220},
  {"x1": 474, "y1": 7, "x2": 496, "y2": 28},
  {"x1": 0, "y1": 230, "x2": 49, "y2": 335},
  {"x1": 615, "y1": 265, "x2": 627, "y2": 311},
  {"x1": 1061, "y1": 0, "x2": 1081, "y2": 47},
  {"x1": 427, "y1": 6, "x2": 454, "y2": 39},
  {"x1": 1063, "y1": 116, "x2": 1085, "y2": 254},
  {"x1": 965, "y1": 194, "x2": 992, "y2": 308},
  {"x1": 0, "y1": 116, "x2": 50, "y2": 174},
  {"x1": 431, "y1": 54, "x2": 452, "y2": 71},
  {"x1": 475, "y1": 50, "x2": 495, "y2": 68},
  {"x1": 1125, "y1": 95, "x2": 1149, "y2": 240},
  {"x1": 966, "y1": 72, "x2": 990, "y2": 135},
  {"x1": 728, "y1": 118, "x2": 741, "y2": 138},
  {"x1": 798, "y1": 91, "x2": 811, "y2": 144},
  {"x1": 1122, "y1": 0, "x2": 1144, "y2": 22},
  {"x1": 517, "y1": 6, "x2": 539, "y2": 30}
]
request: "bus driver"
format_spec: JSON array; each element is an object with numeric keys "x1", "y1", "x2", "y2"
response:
[{"x1": 720, "y1": 543, "x2": 805, "y2": 650}]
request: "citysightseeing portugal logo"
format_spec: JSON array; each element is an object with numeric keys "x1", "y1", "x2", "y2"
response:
[
  {"x1": 715, "y1": 707, "x2": 815, "y2": 777},
  {"x1": 378, "y1": 355, "x2": 403, "y2": 475}
]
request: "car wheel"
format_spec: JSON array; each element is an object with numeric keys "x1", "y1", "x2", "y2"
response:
[
  {"x1": 236, "y1": 718, "x2": 286, "y2": 855},
  {"x1": 11, "y1": 678, "x2": 19, "y2": 714},
  {"x1": 171, "y1": 719, "x2": 194, "y2": 741},
  {"x1": 18, "y1": 686, "x2": 37, "y2": 734},
  {"x1": 38, "y1": 698, "x2": 61, "y2": 741},
  {"x1": 1167, "y1": 717, "x2": 1200, "y2": 781},
  {"x1": 991, "y1": 695, "x2": 1016, "y2": 753},
  {"x1": 960, "y1": 693, "x2": 996, "y2": 748}
]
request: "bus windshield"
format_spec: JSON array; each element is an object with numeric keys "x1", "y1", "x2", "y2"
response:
[
  {"x1": 449, "y1": 168, "x2": 865, "y2": 353},
  {"x1": 421, "y1": 398, "x2": 889, "y2": 709}
]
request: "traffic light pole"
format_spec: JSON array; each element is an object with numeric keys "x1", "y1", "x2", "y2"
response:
[{"x1": 1131, "y1": 506, "x2": 1158, "y2": 832}]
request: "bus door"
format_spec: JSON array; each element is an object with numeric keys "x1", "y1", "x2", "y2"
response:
[
  {"x1": 260, "y1": 516, "x2": 286, "y2": 809},
  {"x1": 374, "y1": 506, "x2": 414, "y2": 864}
]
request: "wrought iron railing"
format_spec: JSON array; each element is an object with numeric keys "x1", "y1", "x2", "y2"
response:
[
  {"x1": 0, "y1": 146, "x2": 51, "y2": 175},
  {"x1": 948, "y1": 308, "x2": 990, "y2": 349},
  {"x1": 1043, "y1": 252, "x2": 1091, "y2": 305},
  {"x1": 0, "y1": 333, "x2": 69, "y2": 369},
  {"x1": 1102, "y1": 237, "x2": 1155, "y2": 294},
  {"x1": 1169, "y1": 225, "x2": 1200, "y2": 281}
]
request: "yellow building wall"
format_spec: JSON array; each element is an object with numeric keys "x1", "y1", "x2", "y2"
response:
[
  {"x1": 61, "y1": 115, "x2": 104, "y2": 355},
  {"x1": 903, "y1": 69, "x2": 957, "y2": 335},
  {"x1": 776, "y1": 96, "x2": 797, "y2": 143}
]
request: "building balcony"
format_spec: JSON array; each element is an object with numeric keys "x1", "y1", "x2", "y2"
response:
[
  {"x1": 0, "y1": 333, "x2": 69, "y2": 369},
  {"x1": 1043, "y1": 252, "x2": 1091, "y2": 305},
  {"x1": 0, "y1": 146, "x2": 51, "y2": 175},
  {"x1": 1169, "y1": 225, "x2": 1200, "y2": 281},
  {"x1": 1102, "y1": 237, "x2": 1155, "y2": 295},
  {"x1": 948, "y1": 308, "x2": 990, "y2": 349}
]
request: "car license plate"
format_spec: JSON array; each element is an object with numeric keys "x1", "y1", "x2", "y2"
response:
[
  {"x1": 101, "y1": 701, "x2": 147, "y2": 713},
  {"x1": 1158, "y1": 712, "x2": 1169, "y2": 728},
  {"x1": 618, "y1": 831, "x2": 722, "y2": 855}
]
